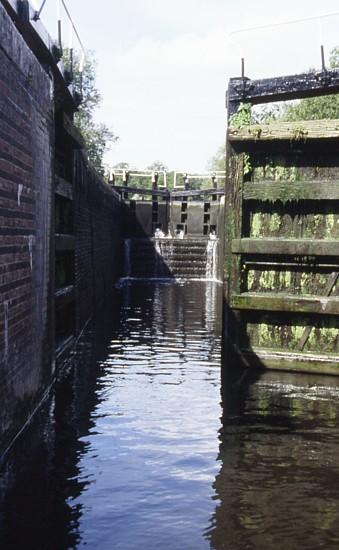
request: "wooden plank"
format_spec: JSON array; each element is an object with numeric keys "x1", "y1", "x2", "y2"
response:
[
  {"x1": 113, "y1": 185, "x2": 169, "y2": 198},
  {"x1": 232, "y1": 238, "x2": 339, "y2": 257},
  {"x1": 63, "y1": 113, "x2": 85, "y2": 148},
  {"x1": 56, "y1": 335, "x2": 76, "y2": 365},
  {"x1": 297, "y1": 272, "x2": 339, "y2": 351},
  {"x1": 228, "y1": 119, "x2": 339, "y2": 142},
  {"x1": 231, "y1": 293, "x2": 339, "y2": 315},
  {"x1": 55, "y1": 175, "x2": 73, "y2": 200},
  {"x1": 227, "y1": 71, "x2": 339, "y2": 106},
  {"x1": 243, "y1": 348, "x2": 339, "y2": 375},
  {"x1": 55, "y1": 285, "x2": 75, "y2": 310},
  {"x1": 224, "y1": 154, "x2": 244, "y2": 297},
  {"x1": 55, "y1": 233, "x2": 75, "y2": 251},
  {"x1": 243, "y1": 180, "x2": 339, "y2": 202},
  {"x1": 224, "y1": 93, "x2": 245, "y2": 355},
  {"x1": 113, "y1": 186, "x2": 224, "y2": 198},
  {"x1": 171, "y1": 188, "x2": 224, "y2": 198}
]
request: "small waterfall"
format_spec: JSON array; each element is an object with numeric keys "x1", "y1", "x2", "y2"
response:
[
  {"x1": 163, "y1": 241, "x2": 174, "y2": 272},
  {"x1": 206, "y1": 240, "x2": 218, "y2": 281},
  {"x1": 154, "y1": 238, "x2": 162, "y2": 277},
  {"x1": 118, "y1": 238, "x2": 221, "y2": 283},
  {"x1": 124, "y1": 239, "x2": 132, "y2": 277}
]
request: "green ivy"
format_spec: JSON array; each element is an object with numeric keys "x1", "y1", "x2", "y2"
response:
[{"x1": 229, "y1": 102, "x2": 253, "y2": 128}]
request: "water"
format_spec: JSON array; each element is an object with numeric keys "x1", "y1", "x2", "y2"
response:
[
  {"x1": 206, "y1": 240, "x2": 218, "y2": 281},
  {"x1": 2, "y1": 281, "x2": 339, "y2": 549}
]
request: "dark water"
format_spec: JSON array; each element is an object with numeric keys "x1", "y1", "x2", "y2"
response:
[{"x1": 1, "y1": 281, "x2": 339, "y2": 549}]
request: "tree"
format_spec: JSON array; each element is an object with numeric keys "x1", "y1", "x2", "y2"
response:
[
  {"x1": 207, "y1": 144, "x2": 226, "y2": 172},
  {"x1": 210, "y1": 47, "x2": 339, "y2": 168},
  {"x1": 63, "y1": 49, "x2": 118, "y2": 175},
  {"x1": 280, "y1": 48, "x2": 339, "y2": 122}
]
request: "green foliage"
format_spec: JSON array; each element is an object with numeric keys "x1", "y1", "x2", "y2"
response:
[
  {"x1": 282, "y1": 47, "x2": 339, "y2": 122},
  {"x1": 146, "y1": 161, "x2": 169, "y2": 172},
  {"x1": 208, "y1": 144, "x2": 225, "y2": 172},
  {"x1": 282, "y1": 94, "x2": 339, "y2": 121},
  {"x1": 211, "y1": 47, "x2": 339, "y2": 174},
  {"x1": 229, "y1": 102, "x2": 253, "y2": 128},
  {"x1": 112, "y1": 160, "x2": 174, "y2": 190},
  {"x1": 63, "y1": 49, "x2": 118, "y2": 175},
  {"x1": 243, "y1": 153, "x2": 252, "y2": 175}
]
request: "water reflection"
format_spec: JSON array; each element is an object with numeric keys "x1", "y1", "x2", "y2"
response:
[
  {"x1": 0, "y1": 281, "x2": 222, "y2": 550},
  {"x1": 207, "y1": 368, "x2": 339, "y2": 550},
  {"x1": 2, "y1": 281, "x2": 339, "y2": 549}
]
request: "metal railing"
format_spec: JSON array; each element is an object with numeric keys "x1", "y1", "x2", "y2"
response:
[
  {"x1": 109, "y1": 170, "x2": 225, "y2": 189},
  {"x1": 31, "y1": 0, "x2": 86, "y2": 81},
  {"x1": 109, "y1": 170, "x2": 168, "y2": 189},
  {"x1": 173, "y1": 171, "x2": 225, "y2": 189}
]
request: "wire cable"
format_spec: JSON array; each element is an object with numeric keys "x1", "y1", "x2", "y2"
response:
[
  {"x1": 229, "y1": 10, "x2": 339, "y2": 36},
  {"x1": 61, "y1": 0, "x2": 86, "y2": 63}
]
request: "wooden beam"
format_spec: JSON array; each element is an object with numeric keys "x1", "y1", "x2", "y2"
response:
[
  {"x1": 228, "y1": 119, "x2": 339, "y2": 142},
  {"x1": 112, "y1": 185, "x2": 169, "y2": 198},
  {"x1": 55, "y1": 234, "x2": 75, "y2": 251},
  {"x1": 297, "y1": 272, "x2": 339, "y2": 351},
  {"x1": 243, "y1": 180, "x2": 339, "y2": 202},
  {"x1": 113, "y1": 186, "x2": 224, "y2": 198},
  {"x1": 243, "y1": 348, "x2": 339, "y2": 375},
  {"x1": 55, "y1": 175, "x2": 73, "y2": 200},
  {"x1": 171, "y1": 188, "x2": 224, "y2": 198},
  {"x1": 63, "y1": 113, "x2": 85, "y2": 148},
  {"x1": 232, "y1": 238, "x2": 339, "y2": 257},
  {"x1": 231, "y1": 293, "x2": 339, "y2": 315},
  {"x1": 227, "y1": 71, "x2": 339, "y2": 106},
  {"x1": 55, "y1": 285, "x2": 75, "y2": 309}
]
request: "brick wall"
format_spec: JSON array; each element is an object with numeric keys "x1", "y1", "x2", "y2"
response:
[
  {"x1": 74, "y1": 153, "x2": 121, "y2": 330},
  {"x1": 0, "y1": 3, "x2": 54, "y2": 451},
  {"x1": 0, "y1": 2, "x2": 122, "y2": 456}
]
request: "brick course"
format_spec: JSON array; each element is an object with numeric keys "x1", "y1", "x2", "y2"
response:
[{"x1": 0, "y1": 2, "x2": 54, "y2": 452}]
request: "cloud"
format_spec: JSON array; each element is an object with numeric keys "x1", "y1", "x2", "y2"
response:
[{"x1": 40, "y1": 0, "x2": 339, "y2": 170}]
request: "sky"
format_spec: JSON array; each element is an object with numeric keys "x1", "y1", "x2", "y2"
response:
[{"x1": 32, "y1": 0, "x2": 339, "y2": 171}]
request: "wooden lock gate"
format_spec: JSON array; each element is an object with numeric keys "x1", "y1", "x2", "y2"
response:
[{"x1": 224, "y1": 71, "x2": 339, "y2": 375}]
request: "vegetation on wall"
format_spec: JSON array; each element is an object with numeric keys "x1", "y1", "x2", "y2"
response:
[{"x1": 210, "y1": 47, "x2": 339, "y2": 171}]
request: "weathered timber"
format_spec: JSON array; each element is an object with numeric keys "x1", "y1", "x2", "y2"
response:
[
  {"x1": 232, "y1": 238, "x2": 339, "y2": 257},
  {"x1": 62, "y1": 113, "x2": 85, "y2": 148},
  {"x1": 224, "y1": 69, "x2": 339, "y2": 374},
  {"x1": 223, "y1": 142, "x2": 244, "y2": 354},
  {"x1": 244, "y1": 349, "x2": 339, "y2": 375},
  {"x1": 55, "y1": 176, "x2": 73, "y2": 200},
  {"x1": 297, "y1": 272, "x2": 339, "y2": 351},
  {"x1": 113, "y1": 186, "x2": 224, "y2": 198},
  {"x1": 55, "y1": 233, "x2": 75, "y2": 251},
  {"x1": 228, "y1": 119, "x2": 339, "y2": 142},
  {"x1": 171, "y1": 188, "x2": 224, "y2": 197},
  {"x1": 243, "y1": 181, "x2": 339, "y2": 202},
  {"x1": 228, "y1": 71, "x2": 339, "y2": 106},
  {"x1": 231, "y1": 293, "x2": 339, "y2": 315},
  {"x1": 55, "y1": 285, "x2": 75, "y2": 310},
  {"x1": 225, "y1": 154, "x2": 244, "y2": 298},
  {"x1": 55, "y1": 335, "x2": 76, "y2": 364},
  {"x1": 113, "y1": 185, "x2": 169, "y2": 198}
]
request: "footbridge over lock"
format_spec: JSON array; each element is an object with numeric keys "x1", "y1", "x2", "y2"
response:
[{"x1": 111, "y1": 170, "x2": 225, "y2": 282}]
